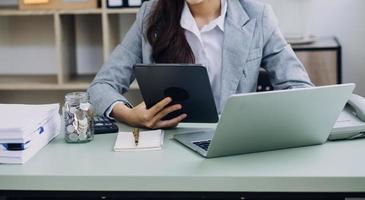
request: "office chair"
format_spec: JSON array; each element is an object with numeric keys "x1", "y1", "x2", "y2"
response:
[{"x1": 257, "y1": 68, "x2": 273, "y2": 92}]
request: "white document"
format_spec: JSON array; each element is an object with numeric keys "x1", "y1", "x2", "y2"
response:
[
  {"x1": 0, "y1": 113, "x2": 61, "y2": 164},
  {"x1": 0, "y1": 104, "x2": 59, "y2": 140},
  {"x1": 114, "y1": 130, "x2": 164, "y2": 151},
  {"x1": 0, "y1": 112, "x2": 58, "y2": 144}
]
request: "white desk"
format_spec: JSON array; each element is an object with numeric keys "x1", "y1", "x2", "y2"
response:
[{"x1": 1, "y1": 123, "x2": 365, "y2": 199}]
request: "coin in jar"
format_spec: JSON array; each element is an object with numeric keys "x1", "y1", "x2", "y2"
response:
[
  {"x1": 68, "y1": 133, "x2": 79, "y2": 142},
  {"x1": 66, "y1": 125, "x2": 75, "y2": 133},
  {"x1": 78, "y1": 133, "x2": 88, "y2": 141}
]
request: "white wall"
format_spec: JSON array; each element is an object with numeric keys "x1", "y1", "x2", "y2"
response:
[
  {"x1": 308, "y1": 0, "x2": 365, "y2": 96},
  {"x1": 75, "y1": 15, "x2": 103, "y2": 74},
  {"x1": 260, "y1": 0, "x2": 365, "y2": 96},
  {"x1": 0, "y1": 16, "x2": 57, "y2": 75}
]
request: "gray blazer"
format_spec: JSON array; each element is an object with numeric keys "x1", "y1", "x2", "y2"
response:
[{"x1": 88, "y1": 0, "x2": 313, "y2": 116}]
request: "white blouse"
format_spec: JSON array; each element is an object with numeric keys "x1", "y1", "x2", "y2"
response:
[{"x1": 180, "y1": 0, "x2": 227, "y2": 112}]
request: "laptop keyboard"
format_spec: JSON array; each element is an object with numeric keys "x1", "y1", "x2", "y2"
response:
[{"x1": 193, "y1": 140, "x2": 211, "y2": 151}]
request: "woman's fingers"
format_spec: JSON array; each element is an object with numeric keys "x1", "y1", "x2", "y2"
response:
[
  {"x1": 148, "y1": 97, "x2": 172, "y2": 116},
  {"x1": 151, "y1": 104, "x2": 182, "y2": 125},
  {"x1": 134, "y1": 98, "x2": 186, "y2": 129},
  {"x1": 155, "y1": 114, "x2": 187, "y2": 129}
]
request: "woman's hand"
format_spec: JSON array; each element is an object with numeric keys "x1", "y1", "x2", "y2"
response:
[{"x1": 111, "y1": 97, "x2": 187, "y2": 129}]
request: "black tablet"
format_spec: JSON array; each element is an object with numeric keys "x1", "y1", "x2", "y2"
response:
[{"x1": 134, "y1": 64, "x2": 219, "y2": 123}]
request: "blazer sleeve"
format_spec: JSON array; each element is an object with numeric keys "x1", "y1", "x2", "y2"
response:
[
  {"x1": 260, "y1": 4, "x2": 314, "y2": 90},
  {"x1": 87, "y1": 3, "x2": 148, "y2": 116}
]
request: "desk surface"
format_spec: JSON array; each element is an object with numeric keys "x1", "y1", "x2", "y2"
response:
[{"x1": 1, "y1": 123, "x2": 365, "y2": 192}]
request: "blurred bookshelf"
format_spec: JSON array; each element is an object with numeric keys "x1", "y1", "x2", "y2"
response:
[{"x1": 0, "y1": 1, "x2": 139, "y2": 96}]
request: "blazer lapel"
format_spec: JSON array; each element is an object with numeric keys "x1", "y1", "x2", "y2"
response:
[{"x1": 220, "y1": 0, "x2": 256, "y2": 110}]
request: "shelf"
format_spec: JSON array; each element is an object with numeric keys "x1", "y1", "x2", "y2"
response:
[
  {"x1": 61, "y1": 74, "x2": 94, "y2": 90},
  {"x1": 0, "y1": 75, "x2": 93, "y2": 90},
  {"x1": 0, "y1": 5, "x2": 142, "y2": 104},
  {"x1": 67, "y1": 74, "x2": 94, "y2": 84},
  {"x1": 0, "y1": 8, "x2": 139, "y2": 16},
  {"x1": 292, "y1": 37, "x2": 341, "y2": 51},
  {"x1": 0, "y1": 9, "x2": 54, "y2": 16},
  {"x1": 0, "y1": 75, "x2": 58, "y2": 90},
  {"x1": 58, "y1": 9, "x2": 103, "y2": 15},
  {"x1": 106, "y1": 8, "x2": 139, "y2": 14}
]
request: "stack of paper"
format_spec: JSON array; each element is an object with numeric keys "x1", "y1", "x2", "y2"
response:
[
  {"x1": 114, "y1": 130, "x2": 164, "y2": 151},
  {"x1": 0, "y1": 104, "x2": 60, "y2": 164}
]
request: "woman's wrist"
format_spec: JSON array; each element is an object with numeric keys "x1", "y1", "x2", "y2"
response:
[{"x1": 111, "y1": 102, "x2": 136, "y2": 125}]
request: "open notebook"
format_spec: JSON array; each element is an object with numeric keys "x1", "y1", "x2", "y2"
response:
[{"x1": 113, "y1": 129, "x2": 164, "y2": 151}]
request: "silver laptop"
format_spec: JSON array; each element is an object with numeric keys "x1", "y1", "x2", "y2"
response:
[{"x1": 174, "y1": 84, "x2": 355, "y2": 158}]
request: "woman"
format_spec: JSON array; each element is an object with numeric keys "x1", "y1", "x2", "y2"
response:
[{"x1": 88, "y1": 0, "x2": 313, "y2": 129}]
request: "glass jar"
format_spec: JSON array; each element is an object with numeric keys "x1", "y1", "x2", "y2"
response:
[{"x1": 63, "y1": 92, "x2": 94, "y2": 143}]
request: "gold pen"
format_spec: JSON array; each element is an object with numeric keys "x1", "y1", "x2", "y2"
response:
[{"x1": 132, "y1": 128, "x2": 140, "y2": 146}]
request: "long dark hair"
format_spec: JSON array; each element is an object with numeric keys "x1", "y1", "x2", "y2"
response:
[{"x1": 146, "y1": 0, "x2": 195, "y2": 63}]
